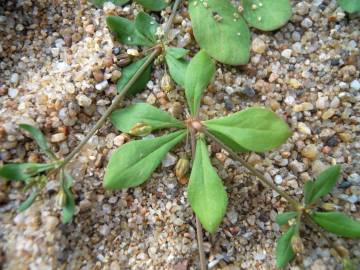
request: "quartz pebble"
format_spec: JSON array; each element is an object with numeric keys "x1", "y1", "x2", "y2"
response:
[{"x1": 77, "y1": 94, "x2": 92, "y2": 107}]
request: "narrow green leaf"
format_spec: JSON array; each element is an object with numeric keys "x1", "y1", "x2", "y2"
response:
[
  {"x1": 188, "y1": 138, "x2": 228, "y2": 233},
  {"x1": 275, "y1": 211, "x2": 298, "y2": 226},
  {"x1": 204, "y1": 107, "x2": 292, "y2": 152},
  {"x1": 241, "y1": 0, "x2": 292, "y2": 31},
  {"x1": 61, "y1": 172, "x2": 75, "y2": 224},
  {"x1": 117, "y1": 56, "x2": 152, "y2": 96},
  {"x1": 19, "y1": 124, "x2": 55, "y2": 159},
  {"x1": 110, "y1": 103, "x2": 184, "y2": 134},
  {"x1": 276, "y1": 225, "x2": 296, "y2": 268},
  {"x1": 185, "y1": 50, "x2": 215, "y2": 115},
  {"x1": 0, "y1": 163, "x2": 53, "y2": 181},
  {"x1": 189, "y1": 0, "x2": 250, "y2": 65},
  {"x1": 18, "y1": 191, "x2": 38, "y2": 212},
  {"x1": 304, "y1": 165, "x2": 341, "y2": 206},
  {"x1": 106, "y1": 16, "x2": 154, "y2": 47},
  {"x1": 91, "y1": 0, "x2": 130, "y2": 7},
  {"x1": 338, "y1": 0, "x2": 360, "y2": 13},
  {"x1": 165, "y1": 48, "x2": 189, "y2": 88},
  {"x1": 104, "y1": 130, "x2": 186, "y2": 189},
  {"x1": 135, "y1": 12, "x2": 158, "y2": 44},
  {"x1": 311, "y1": 211, "x2": 360, "y2": 238},
  {"x1": 135, "y1": 0, "x2": 170, "y2": 11}
]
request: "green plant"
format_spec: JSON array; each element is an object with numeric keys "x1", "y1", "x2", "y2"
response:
[
  {"x1": 337, "y1": 0, "x2": 360, "y2": 13},
  {"x1": 91, "y1": 0, "x2": 172, "y2": 11},
  {"x1": 1, "y1": 0, "x2": 360, "y2": 269}
]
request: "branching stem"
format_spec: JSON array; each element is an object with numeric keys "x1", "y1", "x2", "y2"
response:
[
  {"x1": 202, "y1": 128, "x2": 300, "y2": 210},
  {"x1": 189, "y1": 128, "x2": 207, "y2": 270}
]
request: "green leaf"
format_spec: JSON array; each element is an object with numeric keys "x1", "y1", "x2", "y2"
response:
[
  {"x1": 91, "y1": 0, "x2": 130, "y2": 7},
  {"x1": 110, "y1": 103, "x2": 184, "y2": 134},
  {"x1": 185, "y1": 50, "x2": 215, "y2": 115},
  {"x1": 104, "y1": 130, "x2": 186, "y2": 189},
  {"x1": 135, "y1": 12, "x2": 158, "y2": 44},
  {"x1": 204, "y1": 107, "x2": 292, "y2": 152},
  {"x1": 106, "y1": 15, "x2": 154, "y2": 47},
  {"x1": 189, "y1": 0, "x2": 250, "y2": 65},
  {"x1": 304, "y1": 165, "x2": 341, "y2": 206},
  {"x1": 61, "y1": 172, "x2": 75, "y2": 224},
  {"x1": 165, "y1": 48, "x2": 189, "y2": 88},
  {"x1": 117, "y1": 56, "x2": 152, "y2": 96},
  {"x1": 276, "y1": 225, "x2": 296, "y2": 268},
  {"x1": 188, "y1": 138, "x2": 228, "y2": 233},
  {"x1": 19, "y1": 124, "x2": 55, "y2": 159},
  {"x1": 0, "y1": 163, "x2": 54, "y2": 181},
  {"x1": 135, "y1": 0, "x2": 170, "y2": 11},
  {"x1": 311, "y1": 211, "x2": 360, "y2": 238},
  {"x1": 241, "y1": 0, "x2": 292, "y2": 31},
  {"x1": 18, "y1": 191, "x2": 38, "y2": 212},
  {"x1": 276, "y1": 211, "x2": 298, "y2": 226},
  {"x1": 338, "y1": 0, "x2": 360, "y2": 13}
]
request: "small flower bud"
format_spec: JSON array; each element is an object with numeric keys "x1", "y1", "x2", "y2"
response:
[
  {"x1": 129, "y1": 123, "x2": 152, "y2": 137},
  {"x1": 291, "y1": 234, "x2": 304, "y2": 254},
  {"x1": 321, "y1": 203, "x2": 338, "y2": 211},
  {"x1": 55, "y1": 189, "x2": 67, "y2": 208},
  {"x1": 175, "y1": 156, "x2": 190, "y2": 179},
  {"x1": 160, "y1": 73, "x2": 173, "y2": 93}
]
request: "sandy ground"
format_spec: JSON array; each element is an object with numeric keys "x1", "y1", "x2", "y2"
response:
[{"x1": 0, "y1": 0, "x2": 359, "y2": 269}]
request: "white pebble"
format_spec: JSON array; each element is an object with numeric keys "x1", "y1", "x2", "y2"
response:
[
  {"x1": 281, "y1": 49, "x2": 292, "y2": 59},
  {"x1": 77, "y1": 94, "x2": 92, "y2": 107},
  {"x1": 8, "y1": 88, "x2": 18, "y2": 98},
  {"x1": 162, "y1": 153, "x2": 177, "y2": 167},
  {"x1": 350, "y1": 80, "x2": 360, "y2": 91},
  {"x1": 95, "y1": 80, "x2": 109, "y2": 92},
  {"x1": 10, "y1": 73, "x2": 19, "y2": 85}
]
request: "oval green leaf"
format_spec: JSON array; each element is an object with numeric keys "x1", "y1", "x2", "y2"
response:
[
  {"x1": 104, "y1": 130, "x2": 186, "y2": 189},
  {"x1": 106, "y1": 16, "x2": 154, "y2": 47},
  {"x1": 0, "y1": 163, "x2": 54, "y2": 181},
  {"x1": 304, "y1": 165, "x2": 341, "y2": 206},
  {"x1": 135, "y1": 12, "x2": 158, "y2": 44},
  {"x1": 275, "y1": 211, "x2": 298, "y2": 226},
  {"x1": 117, "y1": 56, "x2": 152, "y2": 96},
  {"x1": 18, "y1": 191, "x2": 39, "y2": 212},
  {"x1": 338, "y1": 0, "x2": 360, "y2": 13},
  {"x1": 204, "y1": 107, "x2": 292, "y2": 152},
  {"x1": 20, "y1": 124, "x2": 56, "y2": 160},
  {"x1": 188, "y1": 138, "x2": 228, "y2": 233},
  {"x1": 276, "y1": 225, "x2": 296, "y2": 268},
  {"x1": 165, "y1": 47, "x2": 189, "y2": 88},
  {"x1": 185, "y1": 50, "x2": 215, "y2": 115},
  {"x1": 311, "y1": 211, "x2": 360, "y2": 238},
  {"x1": 135, "y1": 0, "x2": 170, "y2": 11},
  {"x1": 241, "y1": 0, "x2": 292, "y2": 31},
  {"x1": 91, "y1": 0, "x2": 130, "y2": 7},
  {"x1": 61, "y1": 172, "x2": 75, "y2": 224},
  {"x1": 110, "y1": 103, "x2": 184, "y2": 134},
  {"x1": 189, "y1": 0, "x2": 250, "y2": 65}
]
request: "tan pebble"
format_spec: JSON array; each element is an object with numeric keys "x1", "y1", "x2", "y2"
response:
[
  {"x1": 93, "y1": 69, "x2": 104, "y2": 82},
  {"x1": 45, "y1": 216, "x2": 59, "y2": 231},
  {"x1": 251, "y1": 37, "x2": 266, "y2": 54},
  {"x1": 146, "y1": 93, "x2": 157, "y2": 105},
  {"x1": 289, "y1": 78, "x2": 301, "y2": 89},
  {"x1": 79, "y1": 199, "x2": 92, "y2": 212},
  {"x1": 51, "y1": 133, "x2": 66, "y2": 143},
  {"x1": 103, "y1": 56, "x2": 113, "y2": 68},
  {"x1": 216, "y1": 152, "x2": 226, "y2": 163},
  {"x1": 298, "y1": 122, "x2": 311, "y2": 135},
  {"x1": 110, "y1": 261, "x2": 121, "y2": 270},
  {"x1": 169, "y1": 102, "x2": 183, "y2": 118},
  {"x1": 338, "y1": 132, "x2": 351, "y2": 142},
  {"x1": 71, "y1": 33, "x2": 82, "y2": 43},
  {"x1": 85, "y1": 24, "x2": 95, "y2": 34},
  {"x1": 301, "y1": 144, "x2": 318, "y2": 160},
  {"x1": 113, "y1": 135, "x2": 125, "y2": 146},
  {"x1": 178, "y1": 176, "x2": 188, "y2": 185},
  {"x1": 322, "y1": 109, "x2": 335, "y2": 120},
  {"x1": 159, "y1": 97, "x2": 167, "y2": 106},
  {"x1": 111, "y1": 70, "x2": 122, "y2": 82},
  {"x1": 268, "y1": 73, "x2": 279, "y2": 82},
  {"x1": 126, "y1": 48, "x2": 139, "y2": 57},
  {"x1": 269, "y1": 100, "x2": 280, "y2": 111}
]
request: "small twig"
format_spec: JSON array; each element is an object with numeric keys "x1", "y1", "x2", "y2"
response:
[
  {"x1": 189, "y1": 129, "x2": 207, "y2": 270},
  {"x1": 163, "y1": 0, "x2": 183, "y2": 40},
  {"x1": 202, "y1": 128, "x2": 300, "y2": 210}
]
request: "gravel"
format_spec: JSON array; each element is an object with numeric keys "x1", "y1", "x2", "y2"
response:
[{"x1": 0, "y1": 0, "x2": 360, "y2": 269}]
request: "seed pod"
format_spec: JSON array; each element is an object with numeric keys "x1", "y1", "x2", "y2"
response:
[
  {"x1": 160, "y1": 72, "x2": 174, "y2": 93},
  {"x1": 117, "y1": 57, "x2": 132, "y2": 67},
  {"x1": 175, "y1": 156, "x2": 190, "y2": 179},
  {"x1": 291, "y1": 234, "x2": 304, "y2": 254},
  {"x1": 55, "y1": 189, "x2": 67, "y2": 208},
  {"x1": 321, "y1": 203, "x2": 338, "y2": 211},
  {"x1": 334, "y1": 244, "x2": 349, "y2": 258},
  {"x1": 129, "y1": 123, "x2": 152, "y2": 137}
]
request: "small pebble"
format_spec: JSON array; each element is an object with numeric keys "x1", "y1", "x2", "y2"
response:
[
  {"x1": 281, "y1": 49, "x2": 292, "y2": 59},
  {"x1": 77, "y1": 94, "x2": 92, "y2": 107},
  {"x1": 51, "y1": 133, "x2": 66, "y2": 143}
]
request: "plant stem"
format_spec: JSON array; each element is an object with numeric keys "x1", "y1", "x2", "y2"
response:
[
  {"x1": 202, "y1": 128, "x2": 300, "y2": 210},
  {"x1": 189, "y1": 129, "x2": 207, "y2": 270},
  {"x1": 164, "y1": 0, "x2": 183, "y2": 40},
  {"x1": 61, "y1": 49, "x2": 159, "y2": 167}
]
